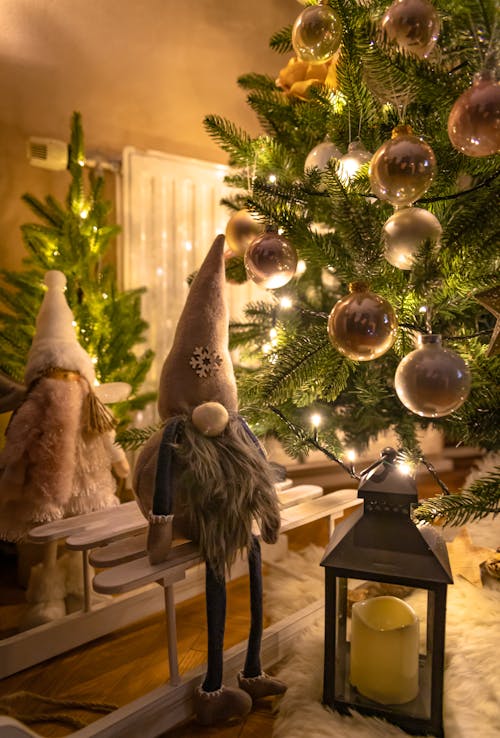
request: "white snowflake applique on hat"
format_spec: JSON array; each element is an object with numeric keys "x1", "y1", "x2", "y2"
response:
[{"x1": 190, "y1": 346, "x2": 223, "y2": 378}]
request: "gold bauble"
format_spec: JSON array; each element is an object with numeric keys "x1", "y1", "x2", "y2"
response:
[
  {"x1": 327, "y1": 281, "x2": 398, "y2": 361},
  {"x1": 382, "y1": 0, "x2": 440, "y2": 59},
  {"x1": 383, "y1": 206, "x2": 442, "y2": 269},
  {"x1": 369, "y1": 125, "x2": 437, "y2": 205},
  {"x1": 244, "y1": 231, "x2": 298, "y2": 289},
  {"x1": 225, "y1": 209, "x2": 265, "y2": 257},
  {"x1": 292, "y1": 4, "x2": 342, "y2": 64},
  {"x1": 448, "y1": 72, "x2": 500, "y2": 158},
  {"x1": 395, "y1": 334, "x2": 471, "y2": 417}
]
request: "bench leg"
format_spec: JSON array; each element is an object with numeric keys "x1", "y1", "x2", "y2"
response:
[
  {"x1": 82, "y1": 550, "x2": 92, "y2": 612},
  {"x1": 163, "y1": 582, "x2": 180, "y2": 686}
]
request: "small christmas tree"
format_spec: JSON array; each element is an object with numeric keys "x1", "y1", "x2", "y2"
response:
[
  {"x1": 0, "y1": 112, "x2": 154, "y2": 428},
  {"x1": 204, "y1": 0, "x2": 500, "y2": 524}
]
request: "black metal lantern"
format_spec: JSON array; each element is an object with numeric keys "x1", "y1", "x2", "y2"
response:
[{"x1": 321, "y1": 448, "x2": 453, "y2": 738}]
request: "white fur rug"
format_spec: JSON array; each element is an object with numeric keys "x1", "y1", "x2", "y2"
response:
[{"x1": 265, "y1": 545, "x2": 500, "y2": 738}]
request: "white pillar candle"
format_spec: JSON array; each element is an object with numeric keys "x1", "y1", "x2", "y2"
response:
[{"x1": 350, "y1": 595, "x2": 419, "y2": 705}]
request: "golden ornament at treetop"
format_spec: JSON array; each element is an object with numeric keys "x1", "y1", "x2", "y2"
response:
[{"x1": 276, "y1": 53, "x2": 338, "y2": 101}]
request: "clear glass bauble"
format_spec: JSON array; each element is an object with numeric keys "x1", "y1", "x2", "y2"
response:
[
  {"x1": 292, "y1": 4, "x2": 343, "y2": 64},
  {"x1": 394, "y1": 334, "x2": 471, "y2": 417},
  {"x1": 225, "y1": 209, "x2": 265, "y2": 257},
  {"x1": 304, "y1": 140, "x2": 342, "y2": 173},
  {"x1": 244, "y1": 231, "x2": 298, "y2": 289},
  {"x1": 382, "y1": 0, "x2": 440, "y2": 59},
  {"x1": 448, "y1": 72, "x2": 500, "y2": 158},
  {"x1": 383, "y1": 206, "x2": 442, "y2": 269},
  {"x1": 338, "y1": 140, "x2": 372, "y2": 184},
  {"x1": 369, "y1": 125, "x2": 436, "y2": 205},
  {"x1": 327, "y1": 281, "x2": 398, "y2": 361}
]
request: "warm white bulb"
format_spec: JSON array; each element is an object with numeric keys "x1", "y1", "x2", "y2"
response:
[
  {"x1": 269, "y1": 174, "x2": 277, "y2": 184},
  {"x1": 398, "y1": 462, "x2": 412, "y2": 476},
  {"x1": 345, "y1": 449, "x2": 357, "y2": 463},
  {"x1": 280, "y1": 296, "x2": 293, "y2": 309},
  {"x1": 91, "y1": 357, "x2": 98, "y2": 365},
  {"x1": 262, "y1": 342, "x2": 272, "y2": 354},
  {"x1": 296, "y1": 259, "x2": 307, "y2": 275},
  {"x1": 419, "y1": 306, "x2": 428, "y2": 313},
  {"x1": 79, "y1": 208, "x2": 89, "y2": 219},
  {"x1": 311, "y1": 413, "x2": 322, "y2": 428},
  {"x1": 270, "y1": 327, "x2": 278, "y2": 339}
]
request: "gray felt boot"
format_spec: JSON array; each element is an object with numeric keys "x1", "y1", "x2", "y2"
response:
[
  {"x1": 193, "y1": 685, "x2": 252, "y2": 725},
  {"x1": 147, "y1": 513, "x2": 174, "y2": 564},
  {"x1": 237, "y1": 671, "x2": 287, "y2": 700}
]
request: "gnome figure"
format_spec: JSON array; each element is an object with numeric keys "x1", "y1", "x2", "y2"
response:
[
  {"x1": 0, "y1": 270, "x2": 129, "y2": 627},
  {"x1": 133, "y1": 234, "x2": 286, "y2": 725}
]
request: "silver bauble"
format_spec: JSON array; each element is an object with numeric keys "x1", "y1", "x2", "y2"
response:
[
  {"x1": 448, "y1": 72, "x2": 500, "y2": 158},
  {"x1": 369, "y1": 125, "x2": 437, "y2": 205},
  {"x1": 382, "y1": 0, "x2": 440, "y2": 59},
  {"x1": 383, "y1": 207, "x2": 442, "y2": 269},
  {"x1": 395, "y1": 334, "x2": 471, "y2": 417},
  {"x1": 292, "y1": 4, "x2": 342, "y2": 64},
  {"x1": 338, "y1": 140, "x2": 372, "y2": 184},
  {"x1": 244, "y1": 231, "x2": 298, "y2": 289},
  {"x1": 305, "y1": 140, "x2": 342, "y2": 173}
]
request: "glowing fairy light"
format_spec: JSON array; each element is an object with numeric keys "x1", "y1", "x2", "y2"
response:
[
  {"x1": 397, "y1": 461, "x2": 413, "y2": 476},
  {"x1": 91, "y1": 357, "x2": 98, "y2": 364},
  {"x1": 102, "y1": 292, "x2": 108, "y2": 299},
  {"x1": 78, "y1": 157, "x2": 86, "y2": 167},
  {"x1": 280, "y1": 296, "x2": 293, "y2": 309},
  {"x1": 270, "y1": 327, "x2": 278, "y2": 339},
  {"x1": 268, "y1": 174, "x2": 277, "y2": 184},
  {"x1": 296, "y1": 259, "x2": 307, "y2": 275},
  {"x1": 345, "y1": 449, "x2": 357, "y2": 463},
  {"x1": 419, "y1": 306, "x2": 428, "y2": 313},
  {"x1": 311, "y1": 413, "x2": 322, "y2": 428},
  {"x1": 262, "y1": 342, "x2": 272, "y2": 354},
  {"x1": 71, "y1": 320, "x2": 77, "y2": 327}
]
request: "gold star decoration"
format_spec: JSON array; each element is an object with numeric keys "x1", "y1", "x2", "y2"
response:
[
  {"x1": 475, "y1": 285, "x2": 500, "y2": 357},
  {"x1": 446, "y1": 527, "x2": 495, "y2": 587}
]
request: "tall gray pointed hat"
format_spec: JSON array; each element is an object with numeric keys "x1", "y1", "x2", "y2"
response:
[{"x1": 158, "y1": 234, "x2": 238, "y2": 420}]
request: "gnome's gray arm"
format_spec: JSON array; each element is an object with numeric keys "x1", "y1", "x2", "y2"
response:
[{"x1": 0, "y1": 372, "x2": 26, "y2": 413}]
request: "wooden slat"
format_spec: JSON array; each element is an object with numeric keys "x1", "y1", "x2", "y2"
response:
[
  {"x1": 89, "y1": 533, "x2": 148, "y2": 566},
  {"x1": 28, "y1": 501, "x2": 142, "y2": 543},
  {"x1": 66, "y1": 518, "x2": 147, "y2": 550},
  {"x1": 277, "y1": 484, "x2": 323, "y2": 508}
]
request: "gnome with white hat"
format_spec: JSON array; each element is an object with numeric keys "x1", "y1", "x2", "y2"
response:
[
  {"x1": 133, "y1": 234, "x2": 286, "y2": 725},
  {"x1": 0, "y1": 270, "x2": 130, "y2": 627}
]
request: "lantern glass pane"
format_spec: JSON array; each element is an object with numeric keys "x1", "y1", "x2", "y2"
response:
[{"x1": 333, "y1": 578, "x2": 433, "y2": 722}]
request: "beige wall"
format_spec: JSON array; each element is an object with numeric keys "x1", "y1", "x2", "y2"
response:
[{"x1": 0, "y1": 0, "x2": 298, "y2": 269}]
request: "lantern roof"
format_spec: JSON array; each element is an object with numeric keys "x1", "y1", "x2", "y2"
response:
[{"x1": 321, "y1": 450, "x2": 453, "y2": 587}]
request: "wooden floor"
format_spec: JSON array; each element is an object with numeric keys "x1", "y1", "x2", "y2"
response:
[{"x1": 0, "y1": 458, "x2": 476, "y2": 738}]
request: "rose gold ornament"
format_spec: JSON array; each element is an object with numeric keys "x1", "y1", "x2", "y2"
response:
[
  {"x1": 244, "y1": 230, "x2": 298, "y2": 289},
  {"x1": 395, "y1": 334, "x2": 471, "y2": 417},
  {"x1": 369, "y1": 125, "x2": 437, "y2": 205},
  {"x1": 383, "y1": 206, "x2": 442, "y2": 269},
  {"x1": 292, "y1": 4, "x2": 342, "y2": 64},
  {"x1": 382, "y1": 0, "x2": 440, "y2": 59},
  {"x1": 448, "y1": 72, "x2": 500, "y2": 158},
  {"x1": 327, "y1": 281, "x2": 398, "y2": 361},
  {"x1": 225, "y1": 209, "x2": 265, "y2": 257}
]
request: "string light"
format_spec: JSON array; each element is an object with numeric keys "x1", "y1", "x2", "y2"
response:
[
  {"x1": 102, "y1": 292, "x2": 108, "y2": 299},
  {"x1": 419, "y1": 306, "x2": 428, "y2": 313},
  {"x1": 71, "y1": 320, "x2": 77, "y2": 327},
  {"x1": 311, "y1": 413, "x2": 322, "y2": 428},
  {"x1": 262, "y1": 342, "x2": 272, "y2": 354},
  {"x1": 268, "y1": 174, "x2": 277, "y2": 184},
  {"x1": 345, "y1": 449, "x2": 357, "y2": 463},
  {"x1": 79, "y1": 207, "x2": 89, "y2": 219},
  {"x1": 397, "y1": 461, "x2": 413, "y2": 476},
  {"x1": 91, "y1": 357, "x2": 98, "y2": 365},
  {"x1": 269, "y1": 327, "x2": 278, "y2": 339},
  {"x1": 280, "y1": 296, "x2": 293, "y2": 309},
  {"x1": 296, "y1": 259, "x2": 307, "y2": 275}
]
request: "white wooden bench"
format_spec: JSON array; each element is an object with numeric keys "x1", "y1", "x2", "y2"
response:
[{"x1": 1, "y1": 487, "x2": 360, "y2": 737}]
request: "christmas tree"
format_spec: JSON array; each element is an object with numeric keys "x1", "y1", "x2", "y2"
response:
[
  {"x1": 0, "y1": 112, "x2": 154, "y2": 429},
  {"x1": 204, "y1": 0, "x2": 499, "y2": 524}
]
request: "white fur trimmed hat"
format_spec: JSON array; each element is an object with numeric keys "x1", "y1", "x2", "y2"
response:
[{"x1": 25, "y1": 271, "x2": 96, "y2": 386}]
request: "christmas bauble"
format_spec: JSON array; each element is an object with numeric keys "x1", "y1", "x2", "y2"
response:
[
  {"x1": 327, "y1": 281, "x2": 398, "y2": 361},
  {"x1": 225, "y1": 209, "x2": 265, "y2": 257},
  {"x1": 448, "y1": 72, "x2": 500, "y2": 158},
  {"x1": 382, "y1": 0, "x2": 440, "y2": 59},
  {"x1": 395, "y1": 334, "x2": 471, "y2": 417},
  {"x1": 244, "y1": 231, "x2": 298, "y2": 289},
  {"x1": 383, "y1": 206, "x2": 442, "y2": 269},
  {"x1": 192, "y1": 402, "x2": 229, "y2": 437},
  {"x1": 292, "y1": 4, "x2": 342, "y2": 64},
  {"x1": 369, "y1": 125, "x2": 436, "y2": 205},
  {"x1": 338, "y1": 140, "x2": 372, "y2": 184},
  {"x1": 304, "y1": 140, "x2": 342, "y2": 173}
]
